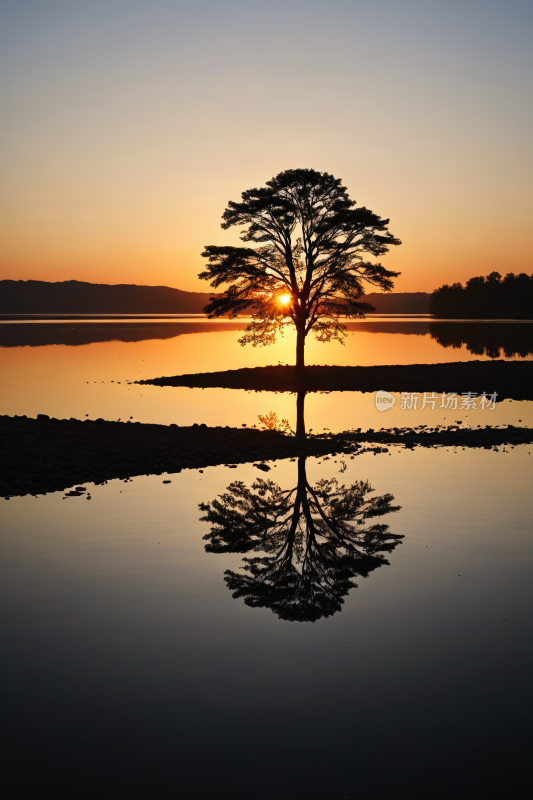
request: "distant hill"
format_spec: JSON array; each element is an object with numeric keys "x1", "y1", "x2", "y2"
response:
[
  {"x1": 364, "y1": 292, "x2": 429, "y2": 313},
  {"x1": 0, "y1": 280, "x2": 216, "y2": 314},
  {"x1": 0, "y1": 279, "x2": 430, "y2": 314}
]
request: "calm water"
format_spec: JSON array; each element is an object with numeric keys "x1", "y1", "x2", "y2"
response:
[
  {"x1": 2, "y1": 317, "x2": 533, "y2": 430},
  {"x1": 1, "y1": 319, "x2": 532, "y2": 798}
]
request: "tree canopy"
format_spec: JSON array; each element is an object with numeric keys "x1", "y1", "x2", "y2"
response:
[{"x1": 199, "y1": 168, "x2": 401, "y2": 367}]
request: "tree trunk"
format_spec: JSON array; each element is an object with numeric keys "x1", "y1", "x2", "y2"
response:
[
  {"x1": 296, "y1": 325, "x2": 305, "y2": 371},
  {"x1": 297, "y1": 454, "x2": 307, "y2": 491},
  {"x1": 296, "y1": 391, "x2": 306, "y2": 440}
]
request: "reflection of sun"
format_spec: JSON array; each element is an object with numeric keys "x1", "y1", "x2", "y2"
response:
[{"x1": 279, "y1": 294, "x2": 291, "y2": 305}]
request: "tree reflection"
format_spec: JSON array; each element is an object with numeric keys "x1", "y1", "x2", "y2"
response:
[
  {"x1": 199, "y1": 457, "x2": 402, "y2": 622},
  {"x1": 429, "y1": 322, "x2": 533, "y2": 359}
]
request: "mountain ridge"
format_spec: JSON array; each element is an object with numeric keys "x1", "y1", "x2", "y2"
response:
[{"x1": 0, "y1": 279, "x2": 430, "y2": 314}]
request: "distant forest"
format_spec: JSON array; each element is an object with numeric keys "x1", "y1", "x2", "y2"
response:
[
  {"x1": 0, "y1": 280, "x2": 430, "y2": 315},
  {"x1": 429, "y1": 272, "x2": 533, "y2": 318}
]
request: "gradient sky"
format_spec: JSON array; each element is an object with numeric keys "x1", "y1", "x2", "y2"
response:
[{"x1": 1, "y1": 0, "x2": 531, "y2": 293}]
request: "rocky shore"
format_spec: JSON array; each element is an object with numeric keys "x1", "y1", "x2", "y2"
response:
[
  {"x1": 1, "y1": 415, "x2": 531, "y2": 498},
  {"x1": 139, "y1": 360, "x2": 533, "y2": 399}
]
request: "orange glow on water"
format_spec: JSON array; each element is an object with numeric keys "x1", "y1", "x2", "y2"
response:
[{"x1": 1, "y1": 322, "x2": 531, "y2": 431}]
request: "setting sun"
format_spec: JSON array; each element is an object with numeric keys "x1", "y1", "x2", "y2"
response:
[{"x1": 279, "y1": 294, "x2": 291, "y2": 305}]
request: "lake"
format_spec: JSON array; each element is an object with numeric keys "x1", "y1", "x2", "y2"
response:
[{"x1": 1, "y1": 317, "x2": 532, "y2": 799}]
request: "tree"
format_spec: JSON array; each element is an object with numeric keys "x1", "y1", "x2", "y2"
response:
[
  {"x1": 199, "y1": 456, "x2": 402, "y2": 622},
  {"x1": 199, "y1": 168, "x2": 401, "y2": 369}
]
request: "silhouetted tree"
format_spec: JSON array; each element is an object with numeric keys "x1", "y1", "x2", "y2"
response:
[
  {"x1": 199, "y1": 457, "x2": 402, "y2": 622},
  {"x1": 429, "y1": 271, "x2": 533, "y2": 319},
  {"x1": 199, "y1": 168, "x2": 401, "y2": 369}
]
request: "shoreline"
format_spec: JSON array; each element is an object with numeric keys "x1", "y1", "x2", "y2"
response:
[
  {"x1": 1, "y1": 414, "x2": 532, "y2": 498},
  {"x1": 138, "y1": 361, "x2": 533, "y2": 399}
]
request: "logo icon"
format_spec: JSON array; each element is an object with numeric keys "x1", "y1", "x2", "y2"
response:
[{"x1": 375, "y1": 390, "x2": 396, "y2": 411}]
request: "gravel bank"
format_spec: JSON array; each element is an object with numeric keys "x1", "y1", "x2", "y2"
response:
[{"x1": 1, "y1": 415, "x2": 531, "y2": 498}]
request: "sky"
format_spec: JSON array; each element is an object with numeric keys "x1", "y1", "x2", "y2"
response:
[{"x1": 0, "y1": 0, "x2": 531, "y2": 293}]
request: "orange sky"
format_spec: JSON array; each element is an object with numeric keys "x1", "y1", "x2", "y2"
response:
[{"x1": 1, "y1": 1, "x2": 531, "y2": 294}]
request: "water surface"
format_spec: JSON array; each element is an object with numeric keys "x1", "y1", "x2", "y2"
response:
[
  {"x1": 1, "y1": 319, "x2": 532, "y2": 798},
  {"x1": 2, "y1": 318, "x2": 533, "y2": 430}
]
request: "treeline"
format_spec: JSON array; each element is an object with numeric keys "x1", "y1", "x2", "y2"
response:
[{"x1": 429, "y1": 272, "x2": 533, "y2": 319}]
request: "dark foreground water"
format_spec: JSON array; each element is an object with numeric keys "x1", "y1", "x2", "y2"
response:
[{"x1": 1, "y1": 320, "x2": 532, "y2": 799}]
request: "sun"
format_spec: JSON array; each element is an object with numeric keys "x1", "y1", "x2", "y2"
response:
[{"x1": 279, "y1": 294, "x2": 291, "y2": 305}]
